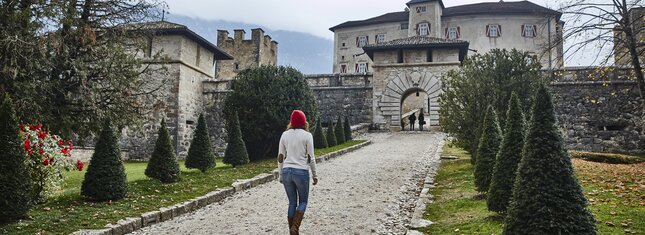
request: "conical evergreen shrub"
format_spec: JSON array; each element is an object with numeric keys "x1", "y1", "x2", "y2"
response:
[
  {"x1": 81, "y1": 119, "x2": 127, "y2": 201},
  {"x1": 343, "y1": 116, "x2": 352, "y2": 141},
  {"x1": 145, "y1": 119, "x2": 181, "y2": 183},
  {"x1": 326, "y1": 121, "x2": 337, "y2": 147},
  {"x1": 223, "y1": 111, "x2": 249, "y2": 167},
  {"x1": 0, "y1": 94, "x2": 32, "y2": 222},
  {"x1": 474, "y1": 106, "x2": 501, "y2": 194},
  {"x1": 503, "y1": 85, "x2": 596, "y2": 235},
  {"x1": 185, "y1": 114, "x2": 216, "y2": 172},
  {"x1": 335, "y1": 116, "x2": 345, "y2": 144},
  {"x1": 487, "y1": 93, "x2": 525, "y2": 213},
  {"x1": 313, "y1": 119, "x2": 328, "y2": 149}
]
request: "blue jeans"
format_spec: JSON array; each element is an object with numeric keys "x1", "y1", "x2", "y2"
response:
[{"x1": 282, "y1": 167, "x2": 310, "y2": 218}]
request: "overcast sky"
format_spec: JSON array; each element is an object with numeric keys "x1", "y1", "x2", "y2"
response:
[{"x1": 163, "y1": 0, "x2": 604, "y2": 66}]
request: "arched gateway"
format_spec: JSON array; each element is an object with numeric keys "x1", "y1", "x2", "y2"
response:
[{"x1": 362, "y1": 36, "x2": 469, "y2": 131}]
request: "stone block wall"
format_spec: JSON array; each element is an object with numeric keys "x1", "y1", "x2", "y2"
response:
[
  {"x1": 215, "y1": 28, "x2": 278, "y2": 80},
  {"x1": 306, "y1": 74, "x2": 373, "y2": 126},
  {"x1": 202, "y1": 81, "x2": 232, "y2": 156},
  {"x1": 549, "y1": 67, "x2": 644, "y2": 155}
]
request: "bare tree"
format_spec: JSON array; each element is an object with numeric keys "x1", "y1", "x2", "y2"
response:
[{"x1": 557, "y1": 0, "x2": 645, "y2": 98}]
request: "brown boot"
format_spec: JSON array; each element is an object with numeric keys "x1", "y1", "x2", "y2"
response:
[
  {"x1": 290, "y1": 210, "x2": 305, "y2": 235},
  {"x1": 288, "y1": 217, "x2": 293, "y2": 231}
]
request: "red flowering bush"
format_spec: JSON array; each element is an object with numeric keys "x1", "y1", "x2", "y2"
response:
[{"x1": 19, "y1": 123, "x2": 82, "y2": 203}]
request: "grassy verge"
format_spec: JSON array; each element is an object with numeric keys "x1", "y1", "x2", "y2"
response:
[
  {"x1": 1, "y1": 140, "x2": 366, "y2": 235},
  {"x1": 419, "y1": 145, "x2": 644, "y2": 234},
  {"x1": 570, "y1": 150, "x2": 645, "y2": 164}
]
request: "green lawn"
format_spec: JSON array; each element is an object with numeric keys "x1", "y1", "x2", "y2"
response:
[
  {"x1": 1, "y1": 140, "x2": 366, "y2": 235},
  {"x1": 419, "y1": 144, "x2": 644, "y2": 234}
]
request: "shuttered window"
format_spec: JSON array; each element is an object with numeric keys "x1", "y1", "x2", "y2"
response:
[
  {"x1": 445, "y1": 26, "x2": 460, "y2": 39},
  {"x1": 486, "y1": 24, "x2": 501, "y2": 37},
  {"x1": 418, "y1": 23, "x2": 430, "y2": 36},
  {"x1": 356, "y1": 35, "x2": 368, "y2": 47},
  {"x1": 522, "y1": 24, "x2": 537, "y2": 38}
]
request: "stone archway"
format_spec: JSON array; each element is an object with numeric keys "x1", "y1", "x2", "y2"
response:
[{"x1": 378, "y1": 70, "x2": 442, "y2": 130}]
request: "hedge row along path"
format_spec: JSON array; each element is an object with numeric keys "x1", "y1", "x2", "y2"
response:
[{"x1": 129, "y1": 132, "x2": 443, "y2": 234}]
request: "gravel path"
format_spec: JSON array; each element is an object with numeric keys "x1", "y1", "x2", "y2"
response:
[{"x1": 130, "y1": 132, "x2": 443, "y2": 235}]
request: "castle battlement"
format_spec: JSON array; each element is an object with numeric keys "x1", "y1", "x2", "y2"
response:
[{"x1": 215, "y1": 28, "x2": 278, "y2": 80}]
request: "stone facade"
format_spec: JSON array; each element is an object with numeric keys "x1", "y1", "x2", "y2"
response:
[
  {"x1": 330, "y1": 0, "x2": 564, "y2": 73},
  {"x1": 305, "y1": 74, "x2": 373, "y2": 125},
  {"x1": 614, "y1": 7, "x2": 645, "y2": 67},
  {"x1": 216, "y1": 29, "x2": 278, "y2": 80},
  {"x1": 119, "y1": 22, "x2": 233, "y2": 160}
]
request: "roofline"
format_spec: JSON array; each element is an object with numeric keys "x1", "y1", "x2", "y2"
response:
[
  {"x1": 148, "y1": 27, "x2": 233, "y2": 60},
  {"x1": 406, "y1": 0, "x2": 445, "y2": 9}
]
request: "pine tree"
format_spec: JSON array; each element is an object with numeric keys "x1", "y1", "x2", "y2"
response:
[
  {"x1": 335, "y1": 116, "x2": 346, "y2": 144},
  {"x1": 0, "y1": 94, "x2": 32, "y2": 222},
  {"x1": 223, "y1": 111, "x2": 249, "y2": 167},
  {"x1": 503, "y1": 86, "x2": 596, "y2": 235},
  {"x1": 81, "y1": 119, "x2": 127, "y2": 201},
  {"x1": 474, "y1": 106, "x2": 501, "y2": 194},
  {"x1": 343, "y1": 116, "x2": 352, "y2": 141},
  {"x1": 487, "y1": 93, "x2": 525, "y2": 213},
  {"x1": 185, "y1": 114, "x2": 216, "y2": 172},
  {"x1": 313, "y1": 119, "x2": 328, "y2": 149},
  {"x1": 145, "y1": 119, "x2": 181, "y2": 183},
  {"x1": 326, "y1": 121, "x2": 337, "y2": 147}
]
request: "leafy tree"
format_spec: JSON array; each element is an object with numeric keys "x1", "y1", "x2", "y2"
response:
[
  {"x1": 145, "y1": 119, "x2": 181, "y2": 183},
  {"x1": 326, "y1": 121, "x2": 337, "y2": 147},
  {"x1": 0, "y1": 94, "x2": 32, "y2": 222},
  {"x1": 487, "y1": 93, "x2": 525, "y2": 213},
  {"x1": 223, "y1": 65, "x2": 317, "y2": 161},
  {"x1": 185, "y1": 114, "x2": 216, "y2": 172},
  {"x1": 334, "y1": 116, "x2": 345, "y2": 144},
  {"x1": 474, "y1": 106, "x2": 502, "y2": 194},
  {"x1": 503, "y1": 85, "x2": 596, "y2": 234},
  {"x1": 557, "y1": 0, "x2": 645, "y2": 97},
  {"x1": 223, "y1": 111, "x2": 249, "y2": 167},
  {"x1": 0, "y1": 0, "x2": 167, "y2": 141},
  {"x1": 81, "y1": 119, "x2": 127, "y2": 201},
  {"x1": 439, "y1": 49, "x2": 544, "y2": 164},
  {"x1": 343, "y1": 116, "x2": 352, "y2": 141},
  {"x1": 313, "y1": 119, "x2": 328, "y2": 149}
]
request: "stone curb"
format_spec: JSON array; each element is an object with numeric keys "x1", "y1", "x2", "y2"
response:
[
  {"x1": 406, "y1": 139, "x2": 445, "y2": 235},
  {"x1": 70, "y1": 140, "x2": 371, "y2": 235}
]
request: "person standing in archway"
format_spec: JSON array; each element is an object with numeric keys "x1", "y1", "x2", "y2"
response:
[
  {"x1": 418, "y1": 112, "x2": 425, "y2": 131},
  {"x1": 408, "y1": 113, "x2": 417, "y2": 131},
  {"x1": 277, "y1": 110, "x2": 318, "y2": 235}
]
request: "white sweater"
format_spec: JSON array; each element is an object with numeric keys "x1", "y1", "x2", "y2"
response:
[{"x1": 278, "y1": 129, "x2": 317, "y2": 179}]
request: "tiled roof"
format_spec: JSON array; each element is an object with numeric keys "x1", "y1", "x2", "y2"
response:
[
  {"x1": 442, "y1": 1, "x2": 561, "y2": 18},
  {"x1": 363, "y1": 36, "x2": 468, "y2": 49},
  {"x1": 329, "y1": 11, "x2": 409, "y2": 32},
  {"x1": 129, "y1": 21, "x2": 233, "y2": 60},
  {"x1": 329, "y1": 1, "x2": 561, "y2": 32}
]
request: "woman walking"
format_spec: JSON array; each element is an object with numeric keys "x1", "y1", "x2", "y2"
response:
[{"x1": 278, "y1": 110, "x2": 318, "y2": 235}]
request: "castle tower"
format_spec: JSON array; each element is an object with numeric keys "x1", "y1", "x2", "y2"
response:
[
  {"x1": 215, "y1": 28, "x2": 278, "y2": 80},
  {"x1": 407, "y1": 0, "x2": 444, "y2": 38}
]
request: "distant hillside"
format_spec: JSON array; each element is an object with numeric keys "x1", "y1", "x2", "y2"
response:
[{"x1": 167, "y1": 14, "x2": 333, "y2": 74}]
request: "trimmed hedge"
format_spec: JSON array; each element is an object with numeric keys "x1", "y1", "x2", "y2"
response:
[
  {"x1": 570, "y1": 151, "x2": 644, "y2": 164},
  {"x1": 313, "y1": 119, "x2": 328, "y2": 149},
  {"x1": 343, "y1": 116, "x2": 352, "y2": 141},
  {"x1": 223, "y1": 111, "x2": 250, "y2": 167},
  {"x1": 335, "y1": 116, "x2": 346, "y2": 144},
  {"x1": 474, "y1": 106, "x2": 501, "y2": 194},
  {"x1": 81, "y1": 120, "x2": 128, "y2": 201},
  {"x1": 145, "y1": 119, "x2": 181, "y2": 183},
  {"x1": 185, "y1": 114, "x2": 216, "y2": 172},
  {"x1": 326, "y1": 121, "x2": 337, "y2": 147}
]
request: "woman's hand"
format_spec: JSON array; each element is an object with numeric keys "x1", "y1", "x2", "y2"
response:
[{"x1": 312, "y1": 177, "x2": 318, "y2": 185}]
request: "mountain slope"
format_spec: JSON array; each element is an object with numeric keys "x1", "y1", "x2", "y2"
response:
[{"x1": 167, "y1": 15, "x2": 333, "y2": 74}]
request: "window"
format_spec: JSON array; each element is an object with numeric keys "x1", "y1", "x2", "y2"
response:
[
  {"x1": 401, "y1": 23, "x2": 409, "y2": 30},
  {"x1": 340, "y1": 64, "x2": 347, "y2": 73},
  {"x1": 356, "y1": 35, "x2": 368, "y2": 47},
  {"x1": 522, "y1": 24, "x2": 537, "y2": 38},
  {"x1": 486, "y1": 24, "x2": 501, "y2": 37},
  {"x1": 416, "y1": 6, "x2": 426, "y2": 13},
  {"x1": 376, "y1": 34, "x2": 386, "y2": 43},
  {"x1": 234, "y1": 63, "x2": 239, "y2": 70},
  {"x1": 418, "y1": 23, "x2": 430, "y2": 36},
  {"x1": 427, "y1": 49, "x2": 433, "y2": 62},
  {"x1": 355, "y1": 63, "x2": 368, "y2": 73},
  {"x1": 342, "y1": 42, "x2": 346, "y2": 47},
  {"x1": 445, "y1": 27, "x2": 460, "y2": 39},
  {"x1": 341, "y1": 56, "x2": 345, "y2": 60}
]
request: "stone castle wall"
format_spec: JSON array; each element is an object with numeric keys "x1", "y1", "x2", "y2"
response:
[
  {"x1": 305, "y1": 74, "x2": 373, "y2": 126},
  {"x1": 550, "y1": 67, "x2": 644, "y2": 155}
]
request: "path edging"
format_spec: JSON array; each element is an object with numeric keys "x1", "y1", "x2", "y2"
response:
[
  {"x1": 406, "y1": 139, "x2": 445, "y2": 235},
  {"x1": 70, "y1": 140, "x2": 371, "y2": 235}
]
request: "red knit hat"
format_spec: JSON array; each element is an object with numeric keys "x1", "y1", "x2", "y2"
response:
[{"x1": 290, "y1": 110, "x2": 306, "y2": 128}]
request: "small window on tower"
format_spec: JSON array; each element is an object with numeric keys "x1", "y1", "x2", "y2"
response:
[
  {"x1": 416, "y1": 6, "x2": 426, "y2": 13},
  {"x1": 357, "y1": 35, "x2": 368, "y2": 47},
  {"x1": 376, "y1": 34, "x2": 386, "y2": 43},
  {"x1": 401, "y1": 23, "x2": 409, "y2": 30},
  {"x1": 418, "y1": 23, "x2": 430, "y2": 36}
]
